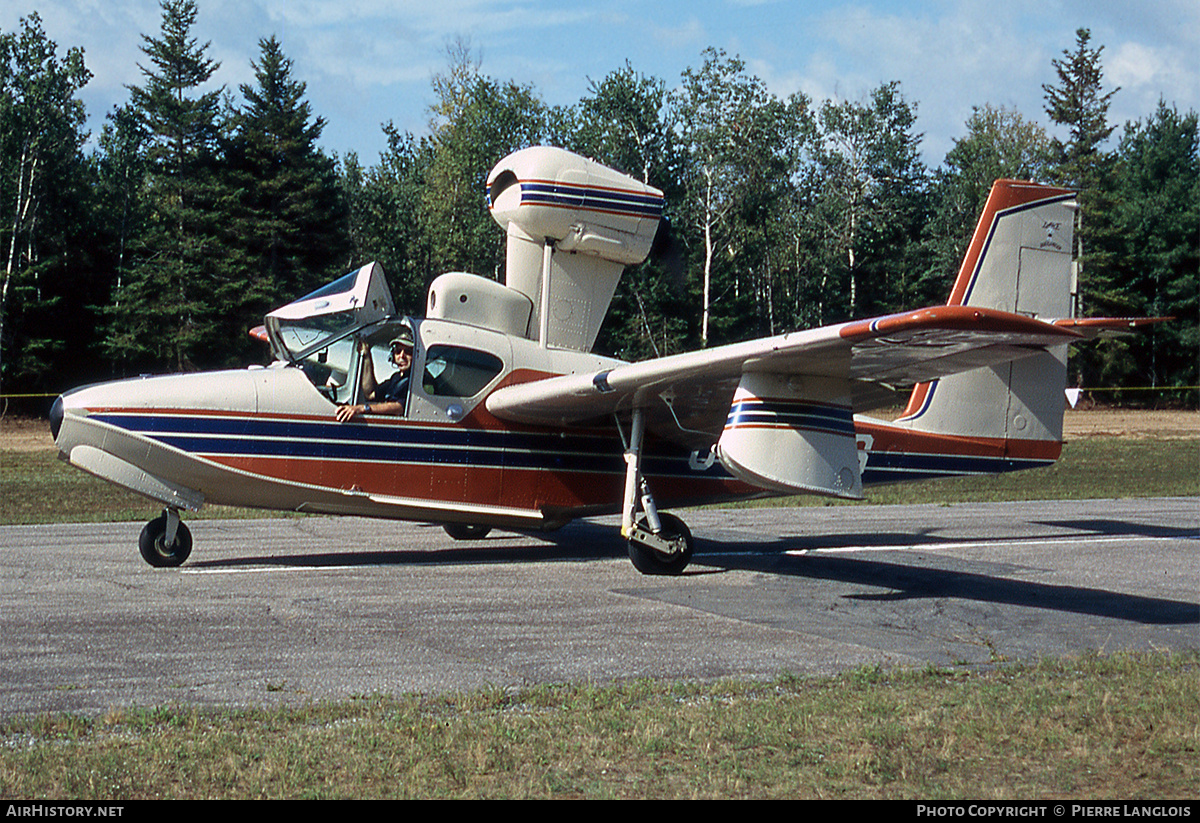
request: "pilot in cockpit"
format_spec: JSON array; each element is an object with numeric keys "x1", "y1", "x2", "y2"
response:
[{"x1": 334, "y1": 329, "x2": 413, "y2": 421}]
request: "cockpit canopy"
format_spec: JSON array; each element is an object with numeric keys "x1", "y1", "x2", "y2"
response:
[{"x1": 264, "y1": 262, "x2": 396, "y2": 365}]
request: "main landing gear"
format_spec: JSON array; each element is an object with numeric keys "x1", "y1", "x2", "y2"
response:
[
  {"x1": 620, "y1": 408, "x2": 695, "y2": 575},
  {"x1": 139, "y1": 508, "x2": 192, "y2": 567},
  {"x1": 443, "y1": 522, "x2": 493, "y2": 540}
]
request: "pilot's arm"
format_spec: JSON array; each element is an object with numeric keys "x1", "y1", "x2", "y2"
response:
[
  {"x1": 336, "y1": 341, "x2": 380, "y2": 422},
  {"x1": 357, "y1": 340, "x2": 380, "y2": 401},
  {"x1": 336, "y1": 398, "x2": 404, "y2": 421},
  {"x1": 336, "y1": 341, "x2": 408, "y2": 421}
]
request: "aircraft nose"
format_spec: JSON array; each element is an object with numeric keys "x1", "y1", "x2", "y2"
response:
[{"x1": 49, "y1": 394, "x2": 63, "y2": 442}]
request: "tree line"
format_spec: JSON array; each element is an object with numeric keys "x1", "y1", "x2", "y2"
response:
[{"x1": 2, "y1": 1, "x2": 1196, "y2": 409}]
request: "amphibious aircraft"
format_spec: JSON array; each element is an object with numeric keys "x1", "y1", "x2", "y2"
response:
[{"x1": 50, "y1": 146, "x2": 1156, "y2": 574}]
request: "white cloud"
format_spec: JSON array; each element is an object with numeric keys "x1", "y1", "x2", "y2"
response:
[
  {"x1": 645, "y1": 16, "x2": 708, "y2": 52},
  {"x1": 5, "y1": 0, "x2": 1196, "y2": 165},
  {"x1": 1108, "y1": 42, "x2": 1169, "y2": 91},
  {"x1": 782, "y1": 3, "x2": 1053, "y2": 162}
]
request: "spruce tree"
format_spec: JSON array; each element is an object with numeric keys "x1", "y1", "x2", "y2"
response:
[
  {"x1": 1110, "y1": 102, "x2": 1199, "y2": 395},
  {"x1": 227, "y1": 35, "x2": 350, "y2": 326},
  {"x1": 105, "y1": 0, "x2": 235, "y2": 372},
  {"x1": 1044, "y1": 29, "x2": 1118, "y2": 187},
  {"x1": 1042, "y1": 28, "x2": 1121, "y2": 319},
  {"x1": 1043, "y1": 28, "x2": 1137, "y2": 392}
]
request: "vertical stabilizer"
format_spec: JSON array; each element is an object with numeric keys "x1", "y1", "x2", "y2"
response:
[{"x1": 898, "y1": 180, "x2": 1076, "y2": 453}]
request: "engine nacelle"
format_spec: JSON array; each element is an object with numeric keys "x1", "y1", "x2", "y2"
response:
[
  {"x1": 486, "y1": 147, "x2": 664, "y2": 352},
  {"x1": 487, "y1": 146, "x2": 664, "y2": 266}
]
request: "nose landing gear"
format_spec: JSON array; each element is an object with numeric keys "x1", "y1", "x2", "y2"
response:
[{"x1": 139, "y1": 509, "x2": 193, "y2": 567}]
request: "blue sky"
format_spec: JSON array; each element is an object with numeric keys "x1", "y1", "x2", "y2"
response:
[{"x1": 7, "y1": 0, "x2": 1199, "y2": 167}]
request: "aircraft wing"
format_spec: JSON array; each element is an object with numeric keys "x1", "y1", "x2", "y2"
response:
[
  {"x1": 486, "y1": 305, "x2": 1085, "y2": 447},
  {"x1": 1052, "y1": 316, "x2": 1171, "y2": 337}
]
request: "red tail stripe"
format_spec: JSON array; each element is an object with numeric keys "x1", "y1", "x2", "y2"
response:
[
  {"x1": 946, "y1": 179, "x2": 1074, "y2": 307},
  {"x1": 857, "y1": 421, "x2": 1063, "y2": 461}
]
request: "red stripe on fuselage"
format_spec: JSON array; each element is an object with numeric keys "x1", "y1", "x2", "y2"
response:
[
  {"x1": 92, "y1": 399, "x2": 751, "y2": 515},
  {"x1": 855, "y1": 419, "x2": 1062, "y2": 461},
  {"x1": 206, "y1": 452, "x2": 748, "y2": 513}
]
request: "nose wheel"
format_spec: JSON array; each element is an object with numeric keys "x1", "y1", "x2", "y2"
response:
[{"x1": 139, "y1": 509, "x2": 193, "y2": 567}]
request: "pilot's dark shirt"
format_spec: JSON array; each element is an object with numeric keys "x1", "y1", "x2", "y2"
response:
[{"x1": 376, "y1": 370, "x2": 409, "y2": 407}]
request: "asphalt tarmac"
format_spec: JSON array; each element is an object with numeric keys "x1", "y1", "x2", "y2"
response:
[{"x1": 1, "y1": 497, "x2": 1196, "y2": 718}]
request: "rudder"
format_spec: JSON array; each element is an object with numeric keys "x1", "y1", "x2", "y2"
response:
[{"x1": 898, "y1": 180, "x2": 1076, "y2": 454}]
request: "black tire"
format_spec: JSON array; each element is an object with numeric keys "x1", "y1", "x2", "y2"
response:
[
  {"x1": 139, "y1": 514, "x2": 193, "y2": 567},
  {"x1": 627, "y1": 512, "x2": 693, "y2": 575},
  {"x1": 443, "y1": 522, "x2": 492, "y2": 540}
]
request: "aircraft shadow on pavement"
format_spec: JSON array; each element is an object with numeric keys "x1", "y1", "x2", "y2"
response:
[
  {"x1": 690, "y1": 526, "x2": 1199, "y2": 627},
  {"x1": 186, "y1": 519, "x2": 626, "y2": 570},
  {"x1": 186, "y1": 518, "x2": 1198, "y2": 626},
  {"x1": 1034, "y1": 518, "x2": 1199, "y2": 540}
]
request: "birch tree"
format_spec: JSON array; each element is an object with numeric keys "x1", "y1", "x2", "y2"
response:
[
  {"x1": 0, "y1": 13, "x2": 90, "y2": 393},
  {"x1": 807, "y1": 82, "x2": 926, "y2": 321},
  {"x1": 676, "y1": 48, "x2": 808, "y2": 346}
]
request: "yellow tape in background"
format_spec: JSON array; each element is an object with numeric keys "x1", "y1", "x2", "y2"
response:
[{"x1": 1075, "y1": 387, "x2": 1200, "y2": 392}]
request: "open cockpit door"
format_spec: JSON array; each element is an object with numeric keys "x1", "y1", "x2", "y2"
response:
[{"x1": 264, "y1": 262, "x2": 396, "y2": 365}]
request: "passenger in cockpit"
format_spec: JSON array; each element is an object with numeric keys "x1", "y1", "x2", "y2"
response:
[{"x1": 335, "y1": 329, "x2": 412, "y2": 421}]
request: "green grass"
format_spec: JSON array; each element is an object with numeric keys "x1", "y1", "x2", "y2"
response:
[
  {"x1": 730, "y1": 437, "x2": 1200, "y2": 509},
  {"x1": 0, "y1": 651, "x2": 1195, "y2": 799},
  {"x1": 2, "y1": 438, "x2": 1198, "y2": 525},
  {"x1": 0, "y1": 450, "x2": 293, "y2": 525}
]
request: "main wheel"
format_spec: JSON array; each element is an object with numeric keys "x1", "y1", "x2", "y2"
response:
[
  {"x1": 627, "y1": 512, "x2": 694, "y2": 575},
  {"x1": 443, "y1": 522, "x2": 492, "y2": 540},
  {"x1": 139, "y1": 514, "x2": 193, "y2": 567}
]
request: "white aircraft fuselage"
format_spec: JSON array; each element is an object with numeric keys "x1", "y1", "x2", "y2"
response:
[{"x1": 52, "y1": 147, "x2": 1147, "y2": 574}]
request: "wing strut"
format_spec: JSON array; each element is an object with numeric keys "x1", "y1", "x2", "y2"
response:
[{"x1": 619, "y1": 408, "x2": 695, "y2": 574}]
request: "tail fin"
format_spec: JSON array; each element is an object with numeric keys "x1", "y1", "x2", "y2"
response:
[{"x1": 898, "y1": 180, "x2": 1077, "y2": 456}]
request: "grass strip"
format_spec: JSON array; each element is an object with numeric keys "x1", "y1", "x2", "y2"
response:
[{"x1": 1, "y1": 651, "x2": 1195, "y2": 799}]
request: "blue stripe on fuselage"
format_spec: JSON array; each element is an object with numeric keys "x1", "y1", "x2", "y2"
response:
[
  {"x1": 861, "y1": 450, "x2": 1052, "y2": 485},
  {"x1": 88, "y1": 412, "x2": 1051, "y2": 488},
  {"x1": 88, "y1": 412, "x2": 720, "y2": 478}
]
